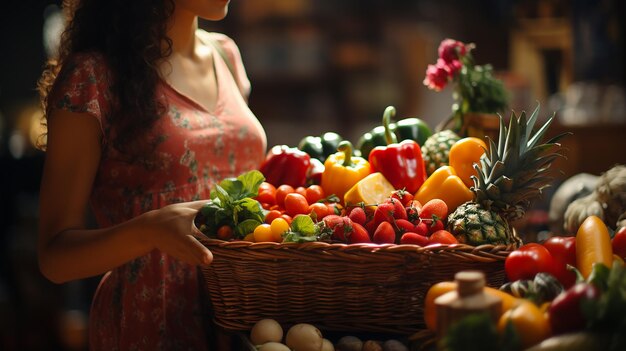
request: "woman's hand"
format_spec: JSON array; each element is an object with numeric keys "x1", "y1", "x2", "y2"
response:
[{"x1": 141, "y1": 200, "x2": 214, "y2": 266}]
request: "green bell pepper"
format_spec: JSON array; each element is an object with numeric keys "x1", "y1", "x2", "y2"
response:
[
  {"x1": 297, "y1": 132, "x2": 344, "y2": 162},
  {"x1": 356, "y1": 116, "x2": 432, "y2": 160}
]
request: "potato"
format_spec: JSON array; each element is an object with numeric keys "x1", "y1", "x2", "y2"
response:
[
  {"x1": 321, "y1": 338, "x2": 335, "y2": 351},
  {"x1": 382, "y1": 339, "x2": 408, "y2": 351},
  {"x1": 258, "y1": 342, "x2": 291, "y2": 351},
  {"x1": 363, "y1": 340, "x2": 383, "y2": 351},
  {"x1": 285, "y1": 323, "x2": 324, "y2": 351},
  {"x1": 250, "y1": 319, "x2": 284, "y2": 345},
  {"x1": 335, "y1": 336, "x2": 363, "y2": 351}
]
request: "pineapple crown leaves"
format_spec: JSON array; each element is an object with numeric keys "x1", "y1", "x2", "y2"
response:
[{"x1": 471, "y1": 104, "x2": 571, "y2": 221}]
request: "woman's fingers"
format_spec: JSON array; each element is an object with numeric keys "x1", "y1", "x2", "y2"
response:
[{"x1": 186, "y1": 200, "x2": 211, "y2": 210}]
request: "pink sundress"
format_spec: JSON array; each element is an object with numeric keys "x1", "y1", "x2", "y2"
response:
[{"x1": 49, "y1": 31, "x2": 267, "y2": 350}]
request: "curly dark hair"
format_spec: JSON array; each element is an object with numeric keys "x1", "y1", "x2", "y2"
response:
[{"x1": 38, "y1": 0, "x2": 175, "y2": 154}]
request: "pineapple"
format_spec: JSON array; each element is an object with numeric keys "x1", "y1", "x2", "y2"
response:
[
  {"x1": 421, "y1": 130, "x2": 461, "y2": 176},
  {"x1": 447, "y1": 106, "x2": 568, "y2": 246}
]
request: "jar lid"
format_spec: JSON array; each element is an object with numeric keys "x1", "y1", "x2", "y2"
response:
[{"x1": 455, "y1": 271, "x2": 485, "y2": 297}]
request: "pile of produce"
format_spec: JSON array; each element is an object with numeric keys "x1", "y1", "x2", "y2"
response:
[
  {"x1": 417, "y1": 215, "x2": 626, "y2": 351},
  {"x1": 196, "y1": 104, "x2": 566, "y2": 249}
]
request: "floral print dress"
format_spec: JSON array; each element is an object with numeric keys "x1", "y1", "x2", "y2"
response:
[{"x1": 49, "y1": 32, "x2": 266, "y2": 350}]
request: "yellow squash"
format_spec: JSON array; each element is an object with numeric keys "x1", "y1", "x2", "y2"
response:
[{"x1": 576, "y1": 215, "x2": 613, "y2": 279}]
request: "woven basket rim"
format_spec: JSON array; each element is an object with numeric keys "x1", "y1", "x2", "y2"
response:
[{"x1": 199, "y1": 237, "x2": 517, "y2": 256}]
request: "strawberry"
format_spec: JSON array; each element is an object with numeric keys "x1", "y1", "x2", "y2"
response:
[
  {"x1": 348, "y1": 206, "x2": 367, "y2": 226},
  {"x1": 406, "y1": 200, "x2": 423, "y2": 223},
  {"x1": 385, "y1": 197, "x2": 408, "y2": 220},
  {"x1": 428, "y1": 219, "x2": 445, "y2": 234},
  {"x1": 400, "y1": 232, "x2": 429, "y2": 246},
  {"x1": 391, "y1": 189, "x2": 414, "y2": 206},
  {"x1": 347, "y1": 222, "x2": 372, "y2": 244},
  {"x1": 429, "y1": 230, "x2": 458, "y2": 245},
  {"x1": 414, "y1": 221, "x2": 429, "y2": 236},
  {"x1": 373, "y1": 221, "x2": 396, "y2": 244},
  {"x1": 323, "y1": 215, "x2": 353, "y2": 242},
  {"x1": 395, "y1": 219, "x2": 415, "y2": 234},
  {"x1": 373, "y1": 202, "x2": 396, "y2": 225},
  {"x1": 364, "y1": 219, "x2": 378, "y2": 237},
  {"x1": 420, "y1": 198, "x2": 448, "y2": 222}
]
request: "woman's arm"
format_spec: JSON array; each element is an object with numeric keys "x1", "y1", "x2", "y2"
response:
[{"x1": 38, "y1": 109, "x2": 212, "y2": 284}]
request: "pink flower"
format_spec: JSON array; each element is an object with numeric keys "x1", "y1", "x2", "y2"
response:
[
  {"x1": 438, "y1": 39, "x2": 467, "y2": 64},
  {"x1": 423, "y1": 60, "x2": 450, "y2": 91},
  {"x1": 446, "y1": 59, "x2": 463, "y2": 77}
]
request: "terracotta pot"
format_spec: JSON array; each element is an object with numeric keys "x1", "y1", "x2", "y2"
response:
[{"x1": 461, "y1": 112, "x2": 500, "y2": 142}]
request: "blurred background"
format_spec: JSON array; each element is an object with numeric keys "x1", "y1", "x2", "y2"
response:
[{"x1": 1, "y1": 0, "x2": 625, "y2": 350}]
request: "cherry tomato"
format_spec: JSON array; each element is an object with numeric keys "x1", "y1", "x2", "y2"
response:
[
  {"x1": 256, "y1": 182, "x2": 277, "y2": 205},
  {"x1": 612, "y1": 226, "x2": 626, "y2": 259},
  {"x1": 295, "y1": 186, "x2": 307, "y2": 198},
  {"x1": 275, "y1": 184, "x2": 295, "y2": 208},
  {"x1": 253, "y1": 224, "x2": 275, "y2": 242},
  {"x1": 216, "y1": 225, "x2": 233, "y2": 240},
  {"x1": 505, "y1": 243, "x2": 555, "y2": 282},
  {"x1": 264, "y1": 210, "x2": 283, "y2": 224},
  {"x1": 308, "y1": 202, "x2": 330, "y2": 221},
  {"x1": 543, "y1": 236, "x2": 577, "y2": 288},
  {"x1": 305, "y1": 185, "x2": 325, "y2": 204},
  {"x1": 270, "y1": 217, "x2": 290, "y2": 242},
  {"x1": 284, "y1": 193, "x2": 310, "y2": 217},
  {"x1": 280, "y1": 214, "x2": 293, "y2": 226}
]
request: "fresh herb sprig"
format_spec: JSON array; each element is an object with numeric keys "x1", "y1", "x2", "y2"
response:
[{"x1": 196, "y1": 170, "x2": 266, "y2": 239}]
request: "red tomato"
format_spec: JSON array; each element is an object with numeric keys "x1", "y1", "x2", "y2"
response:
[
  {"x1": 305, "y1": 185, "x2": 325, "y2": 204},
  {"x1": 505, "y1": 243, "x2": 555, "y2": 282},
  {"x1": 295, "y1": 186, "x2": 308, "y2": 198},
  {"x1": 280, "y1": 214, "x2": 293, "y2": 225},
  {"x1": 256, "y1": 182, "x2": 277, "y2": 205},
  {"x1": 543, "y1": 236, "x2": 577, "y2": 288},
  {"x1": 275, "y1": 184, "x2": 295, "y2": 208},
  {"x1": 284, "y1": 193, "x2": 310, "y2": 217},
  {"x1": 216, "y1": 225, "x2": 233, "y2": 240},
  {"x1": 612, "y1": 227, "x2": 626, "y2": 259},
  {"x1": 264, "y1": 210, "x2": 283, "y2": 224},
  {"x1": 308, "y1": 202, "x2": 330, "y2": 220}
]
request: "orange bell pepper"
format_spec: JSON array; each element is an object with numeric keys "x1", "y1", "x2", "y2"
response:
[
  {"x1": 414, "y1": 165, "x2": 473, "y2": 213},
  {"x1": 576, "y1": 215, "x2": 613, "y2": 279},
  {"x1": 321, "y1": 141, "x2": 371, "y2": 204},
  {"x1": 448, "y1": 137, "x2": 487, "y2": 188}
]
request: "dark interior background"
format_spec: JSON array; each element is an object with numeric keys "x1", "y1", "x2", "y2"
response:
[{"x1": 1, "y1": 0, "x2": 625, "y2": 350}]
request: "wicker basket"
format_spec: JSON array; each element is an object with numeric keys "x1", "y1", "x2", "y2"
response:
[{"x1": 199, "y1": 238, "x2": 515, "y2": 336}]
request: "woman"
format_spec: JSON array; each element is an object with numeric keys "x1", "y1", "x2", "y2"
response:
[{"x1": 37, "y1": 0, "x2": 266, "y2": 349}]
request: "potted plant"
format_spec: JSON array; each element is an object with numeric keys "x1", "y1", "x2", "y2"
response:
[{"x1": 424, "y1": 38, "x2": 509, "y2": 140}]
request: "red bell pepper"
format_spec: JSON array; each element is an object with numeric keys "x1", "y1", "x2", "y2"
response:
[
  {"x1": 611, "y1": 226, "x2": 626, "y2": 259},
  {"x1": 368, "y1": 106, "x2": 427, "y2": 194},
  {"x1": 259, "y1": 145, "x2": 311, "y2": 188},
  {"x1": 543, "y1": 236, "x2": 577, "y2": 288},
  {"x1": 548, "y1": 282, "x2": 600, "y2": 335}
]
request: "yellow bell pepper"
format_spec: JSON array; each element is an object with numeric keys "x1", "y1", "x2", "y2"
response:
[
  {"x1": 414, "y1": 165, "x2": 473, "y2": 213},
  {"x1": 321, "y1": 141, "x2": 372, "y2": 204}
]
